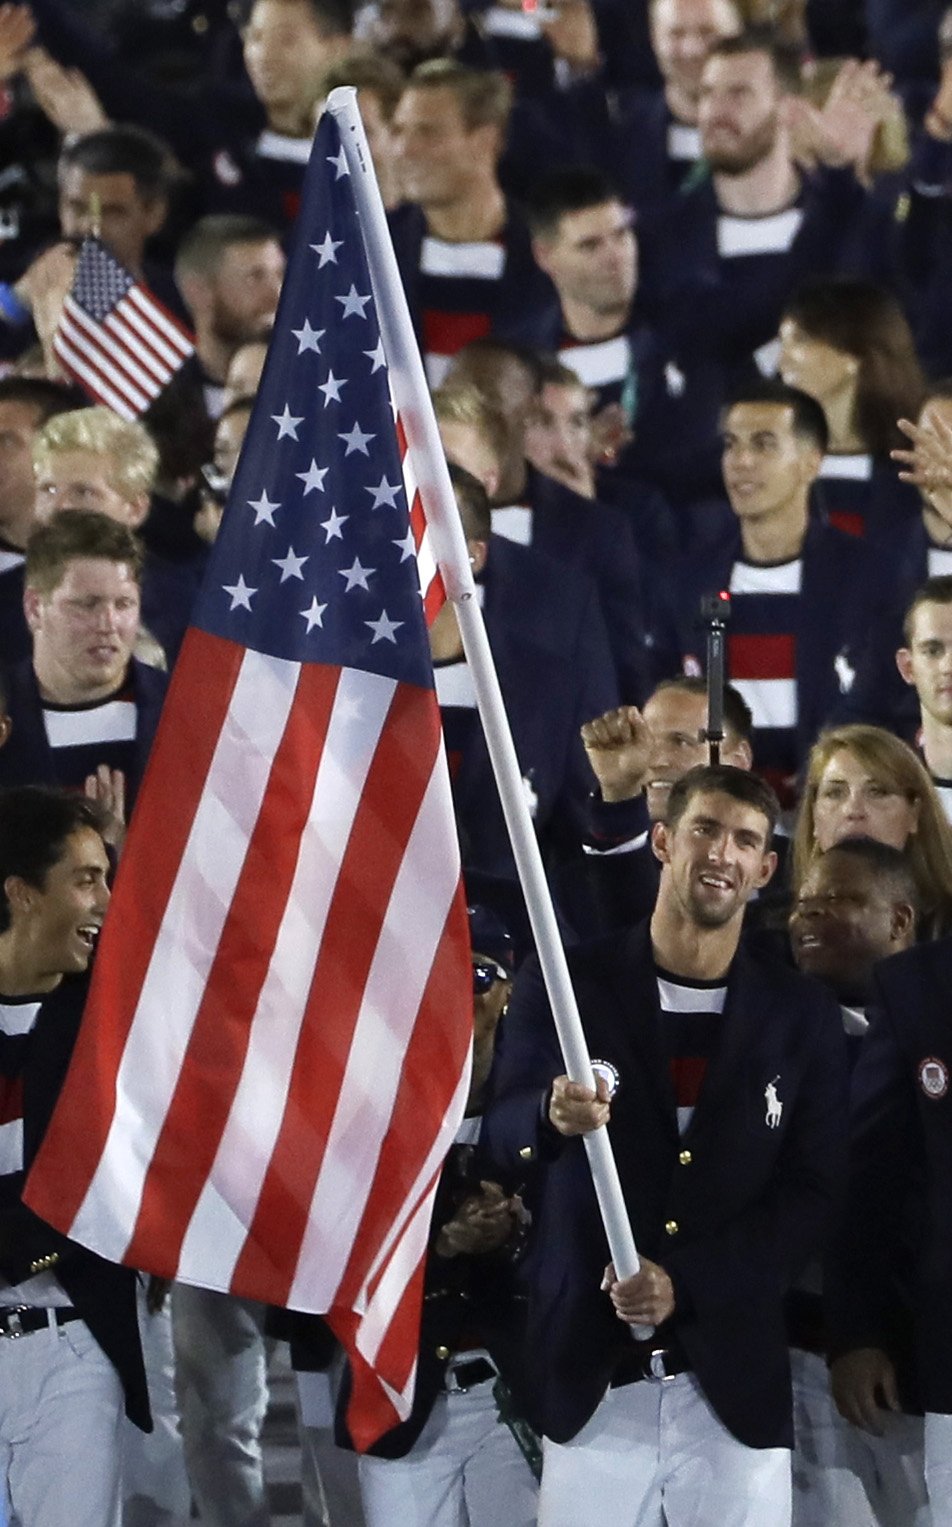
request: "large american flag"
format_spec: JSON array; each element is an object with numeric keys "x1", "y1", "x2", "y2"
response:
[
  {"x1": 27, "y1": 115, "x2": 472, "y2": 1448},
  {"x1": 52, "y1": 236, "x2": 194, "y2": 420}
]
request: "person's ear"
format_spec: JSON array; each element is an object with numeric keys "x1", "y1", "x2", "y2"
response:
[
  {"x1": 468, "y1": 538, "x2": 488, "y2": 577},
  {"x1": 755, "y1": 850, "x2": 778, "y2": 890},
  {"x1": 891, "y1": 900, "x2": 916, "y2": 944},
  {"x1": 650, "y1": 819, "x2": 670, "y2": 865},
  {"x1": 896, "y1": 648, "x2": 915, "y2": 686},
  {"x1": 23, "y1": 586, "x2": 43, "y2": 633}
]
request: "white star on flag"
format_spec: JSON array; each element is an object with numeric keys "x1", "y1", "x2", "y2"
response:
[
  {"x1": 335, "y1": 284, "x2": 372, "y2": 319},
  {"x1": 223, "y1": 575, "x2": 256, "y2": 611},
  {"x1": 248, "y1": 491, "x2": 280, "y2": 526},
  {"x1": 296, "y1": 460, "x2": 329, "y2": 494},
  {"x1": 320, "y1": 507, "x2": 348, "y2": 541},
  {"x1": 272, "y1": 547, "x2": 309, "y2": 582},
  {"x1": 300, "y1": 596, "x2": 328, "y2": 631},
  {"x1": 365, "y1": 610, "x2": 403, "y2": 644},
  {"x1": 338, "y1": 422, "x2": 375, "y2": 456},
  {"x1": 272, "y1": 404, "x2": 304, "y2": 440},
  {"x1": 310, "y1": 232, "x2": 343, "y2": 266},
  {"x1": 318, "y1": 371, "x2": 346, "y2": 406},
  {"x1": 364, "y1": 339, "x2": 386, "y2": 372},
  {"x1": 291, "y1": 319, "x2": 325, "y2": 354},
  {"x1": 366, "y1": 476, "x2": 401, "y2": 509},
  {"x1": 338, "y1": 557, "x2": 374, "y2": 591},
  {"x1": 327, "y1": 147, "x2": 349, "y2": 179},
  {"x1": 393, "y1": 529, "x2": 416, "y2": 562}
]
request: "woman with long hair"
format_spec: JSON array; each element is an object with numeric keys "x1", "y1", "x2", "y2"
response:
[
  {"x1": 779, "y1": 279, "x2": 926, "y2": 540},
  {"x1": 792, "y1": 723, "x2": 952, "y2": 937}
]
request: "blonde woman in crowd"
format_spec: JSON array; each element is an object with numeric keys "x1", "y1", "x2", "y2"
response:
[{"x1": 793, "y1": 723, "x2": 952, "y2": 938}]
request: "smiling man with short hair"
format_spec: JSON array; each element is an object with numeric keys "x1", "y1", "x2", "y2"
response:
[
  {"x1": 0, "y1": 786, "x2": 149, "y2": 1527},
  {"x1": 483, "y1": 763, "x2": 848, "y2": 1527}
]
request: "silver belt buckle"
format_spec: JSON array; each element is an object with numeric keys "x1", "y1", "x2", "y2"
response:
[
  {"x1": 0, "y1": 1306, "x2": 29, "y2": 1340},
  {"x1": 648, "y1": 1348, "x2": 676, "y2": 1382}
]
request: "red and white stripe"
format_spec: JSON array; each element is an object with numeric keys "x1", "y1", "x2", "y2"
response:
[
  {"x1": 54, "y1": 289, "x2": 193, "y2": 422},
  {"x1": 396, "y1": 414, "x2": 445, "y2": 624},
  {"x1": 26, "y1": 631, "x2": 471, "y2": 1436}
]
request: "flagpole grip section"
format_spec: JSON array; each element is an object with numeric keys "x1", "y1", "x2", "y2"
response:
[{"x1": 329, "y1": 88, "x2": 647, "y2": 1311}]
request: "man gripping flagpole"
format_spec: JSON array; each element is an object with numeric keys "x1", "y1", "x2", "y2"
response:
[{"x1": 322, "y1": 89, "x2": 645, "y2": 1310}]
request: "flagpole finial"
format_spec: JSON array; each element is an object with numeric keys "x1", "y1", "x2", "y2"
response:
[{"x1": 89, "y1": 192, "x2": 102, "y2": 241}]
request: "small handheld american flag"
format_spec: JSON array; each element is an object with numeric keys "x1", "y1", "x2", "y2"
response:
[{"x1": 53, "y1": 236, "x2": 194, "y2": 421}]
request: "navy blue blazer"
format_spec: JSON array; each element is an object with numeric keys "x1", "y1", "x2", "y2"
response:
[
  {"x1": 0, "y1": 658, "x2": 168, "y2": 805},
  {"x1": 827, "y1": 938, "x2": 952, "y2": 1415},
  {"x1": 451, "y1": 535, "x2": 619, "y2": 881},
  {"x1": 521, "y1": 466, "x2": 649, "y2": 703},
  {"x1": 666, "y1": 517, "x2": 884, "y2": 768},
  {"x1": 15, "y1": 975, "x2": 150, "y2": 1429},
  {"x1": 641, "y1": 167, "x2": 874, "y2": 361},
  {"x1": 388, "y1": 201, "x2": 556, "y2": 355},
  {"x1": 835, "y1": 513, "x2": 941, "y2": 742},
  {"x1": 481, "y1": 921, "x2": 848, "y2": 1448}
]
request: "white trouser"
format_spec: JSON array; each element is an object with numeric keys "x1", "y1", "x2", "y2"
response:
[
  {"x1": 295, "y1": 1366, "x2": 366, "y2": 1527},
  {"x1": 0, "y1": 1316, "x2": 123, "y2": 1527},
  {"x1": 172, "y1": 1286, "x2": 271, "y2": 1527},
  {"x1": 539, "y1": 1371, "x2": 791, "y2": 1527},
  {"x1": 123, "y1": 1288, "x2": 192, "y2": 1527},
  {"x1": 791, "y1": 1348, "x2": 929, "y2": 1527},
  {"x1": 357, "y1": 1371, "x2": 538, "y2": 1527},
  {"x1": 926, "y1": 1413, "x2": 952, "y2": 1527}
]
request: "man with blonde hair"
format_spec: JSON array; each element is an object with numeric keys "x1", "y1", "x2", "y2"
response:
[
  {"x1": 33, "y1": 407, "x2": 159, "y2": 527},
  {"x1": 390, "y1": 60, "x2": 552, "y2": 383},
  {"x1": 32, "y1": 406, "x2": 198, "y2": 665}
]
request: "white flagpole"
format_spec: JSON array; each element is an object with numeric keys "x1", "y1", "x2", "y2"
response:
[{"x1": 327, "y1": 88, "x2": 647, "y2": 1307}]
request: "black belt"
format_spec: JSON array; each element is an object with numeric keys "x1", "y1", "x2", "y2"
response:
[
  {"x1": 0, "y1": 1306, "x2": 82, "y2": 1340},
  {"x1": 444, "y1": 1356, "x2": 497, "y2": 1393},
  {"x1": 611, "y1": 1338, "x2": 691, "y2": 1386}
]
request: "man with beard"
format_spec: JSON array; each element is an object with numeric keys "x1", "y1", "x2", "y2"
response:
[
  {"x1": 482, "y1": 764, "x2": 848, "y2": 1526},
  {"x1": 173, "y1": 214, "x2": 285, "y2": 419},
  {"x1": 649, "y1": 29, "x2": 882, "y2": 379}
]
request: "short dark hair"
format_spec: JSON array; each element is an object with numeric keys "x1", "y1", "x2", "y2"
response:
[
  {"x1": 175, "y1": 215, "x2": 281, "y2": 281},
  {"x1": 524, "y1": 167, "x2": 625, "y2": 240},
  {"x1": 706, "y1": 27, "x2": 802, "y2": 91},
  {"x1": 448, "y1": 461, "x2": 491, "y2": 541},
  {"x1": 651, "y1": 675, "x2": 753, "y2": 746},
  {"x1": 25, "y1": 511, "x2": 144, "y2": 596},
  {"x1": 665, "y1": 763, "x2": 780, "y2": 842},
  {"x1": 818, "y1": 836, "x2": 920, "y2": 914},
  {"x1": 59, "y1": 125, "x2": 174, "y2": 203},
  {"x1": 903, "y1": 575, "x2": 952, "y2": 644},
  {"x1": 0, "y1": 376, "x2": 85, "y2": 422},
  {"x1": 723, "y1": 378, "x2": 829, "y2": 455},
  {"x1": 237, "y1": 0, "x2": 355, "y2": 34},
  {"x1": 0, "y1": 788, "x2": 105, "y2": 934}
]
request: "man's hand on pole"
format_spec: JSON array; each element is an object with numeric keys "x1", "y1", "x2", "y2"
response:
[
  {"x1": 602, "y1": 1259, "x2": 676, "y2": 1326},
  {"x1": 549, "y1": 1074, "x2": 611, "y2": 1136}
]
